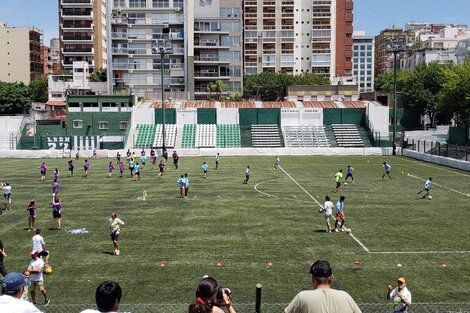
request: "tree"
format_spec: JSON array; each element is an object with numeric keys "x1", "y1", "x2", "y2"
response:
[
  {"x1": 439, "y1": 61, "x2": 470, "y2": 126},
  {"x1": 402, "y1": 63, "x2": 449, "y2": 128},
  {"x1": 243, "y1": 72, "x2": 329, "y2": 101},
  {"x1": 207, "y1": 80, "x2": 227, "y2": 101},
  {"x1": 0, "y1": 82, "x2": 31, "y2": 114},
  {"x1": 375, "y1": 70, "x2": 411, "y2": 93},
  {"x1": 30, "y1": 77, "x2": 48, "y2": 103},
  {"x1": 90, "y1": 68, "x2": 108, "y2": 82}
]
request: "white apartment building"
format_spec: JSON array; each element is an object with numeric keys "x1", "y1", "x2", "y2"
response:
[
  {"x1": 352, "y1": 31, "x2": 374, "y2": 92},
  {"x1": 108, "y1": 0, "x2": 242, "y2": 100},
  {"x1": 243, "y1": 0, "x2": 354, "y2": 80}
]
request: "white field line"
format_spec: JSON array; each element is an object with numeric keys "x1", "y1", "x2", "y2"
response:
[
  {"x1": 278, "y1": 166, "x2": 371, "y2": 253},
  {"x1": 370, "y1": 250, "x2": 470, "y2": 254},
  {"x1": 253, "y1": 180, "x2": 313, "y2": 204},
  {"x1": 407, "y1": 173, "x2": 469, "y2": 197},
  {"x1": 400, "y1": 157, "x2": 470, "y2": 178}
]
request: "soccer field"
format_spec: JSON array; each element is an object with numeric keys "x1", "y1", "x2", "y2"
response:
[{"x1": 1, "y1": 155, "x2": 469, "y2": 305}]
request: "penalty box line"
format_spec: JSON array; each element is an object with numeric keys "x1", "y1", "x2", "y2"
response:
[
  {"x1": 278, "y1": 165, "x2": 371, "y2": 253},
  {"x1": 407, "y1": 173, "x2": 469, "y2": 197}
]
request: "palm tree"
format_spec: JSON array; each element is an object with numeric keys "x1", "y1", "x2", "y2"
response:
[{"x1": 207, "y1": 80, "x2": 227, "y2": 101}]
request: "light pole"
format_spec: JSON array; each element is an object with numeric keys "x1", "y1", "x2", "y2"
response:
[
  {"x1": 387, "y1": 37, "x2": 406, "y2": 156},
  {"x1": 152, "y1": 39, "x2": 173, "y2": 150}
]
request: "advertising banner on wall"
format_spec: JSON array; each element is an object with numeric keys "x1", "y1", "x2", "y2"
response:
[{"x1": 195, "y1": 0, "x2": 220, "y2": 18}]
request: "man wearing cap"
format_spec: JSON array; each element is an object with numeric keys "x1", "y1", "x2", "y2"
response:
[
  {"x1": 387, "y1": 277, "x2": 411, "y2": 313},
  {"x1": 0, "y1": 271, "x2": 42, "y2": 312},
  {"x1": 284, "y1": 259, "x2": 362, "y2": 313},
  {"x1": 27, "y1": 251, "x2": 50, "y2": 306}
]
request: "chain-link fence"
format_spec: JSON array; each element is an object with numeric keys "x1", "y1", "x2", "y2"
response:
[
  {"x1": 405, "y1": 139, "x2": 470, "y2": 162},
  {"x1": 38, "y1": 302, "x2": 470, "y2": 313}
]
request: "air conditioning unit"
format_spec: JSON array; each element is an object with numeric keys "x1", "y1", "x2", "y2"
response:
[
  {"x1": 129, "y1": 39, "x2": 133, "y2": 43},
  {"x1": 129, "y1": 84, "x2": 134, "y2": 88},
  {"x1": 128, "y1": 24, "x2": 133, "y2": 28},
  {"x1": 164, "y1": 69, "x2": 170, "y2": 74},
  {"x1": 175, "y1": 7, "x2": 181, "y2": 12},
  {"x1": 129, "y1": 54, "x2": 133, "y2": 58},
  {"x1": 116, "y1": 8, "x2": 121, "y2": 13}
]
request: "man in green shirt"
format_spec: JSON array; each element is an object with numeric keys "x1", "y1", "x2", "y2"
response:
[{"x1": 333, "y1": 170, "x2": 343, "y2": 193}]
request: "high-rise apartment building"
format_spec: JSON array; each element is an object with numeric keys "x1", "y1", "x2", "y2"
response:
[
  {"x1": 243, "y1": 0, "x2": 353, "y2": 80},
  {"x1": 109, "y1": 0, "x2": 243, "y2": 100},
  {"x1": 59, "y1": 0, "x2": 108, "y2": 73},
  {"x1": 352, "y1": 31, "x2": 374, "y2": 92},
  {"x1": 374, "y1": 28, "x2": 408, "y2": 77},
  {"x1": 41, "y1": 45, "x2": 52, "y2": 76},
  {"x1": 0, "y1": 21, "x2": 43, "y2": 83}
]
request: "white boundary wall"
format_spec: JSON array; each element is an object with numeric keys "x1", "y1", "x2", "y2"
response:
[
  {"x1": 216, "y1": 108, "x2": 238, "y2": 124},
  {"x1": 281, "y1": 108, "x2": 323, "y2": 126},
  {"x1": 0, "y1": 147, "x2": 393, "y2": 158},
  {"x1": 176, "y1": 108, "x2": 197, "y2": 124},
  {"x1": 403, "y1": 149, "x2": 470, "y2": 171},
  {"x1": 365, "y1": 103, "x2": 389, "y2": 136},
  {"x1": 132, "y1": 107, "x2": 154, "y2": 125}
]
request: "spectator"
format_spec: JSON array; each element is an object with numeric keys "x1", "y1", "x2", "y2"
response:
[
  {"x1": 284, "y1": 260, "x2": 362, "y2": 313},
  {"x1": 109, "y1": 213, "x2": 125, "y2": 256},
  {"x1": 387, "y1": 277, "x2": 411, "y2": 313},
  {"x1": 0, "y1": 271, "x2": 42, "y2": 312},
  {"x1": 2, "y1": 183, "x2": 12, "y2": 212},
  {"x1": 188, "y1": 276, "x2": 236, "y2": 313},
  {"x1": 80, "y1": 281, "x2": 122, "y2": 313},
  {"x1": 27, "y1": 251, "x2": 50, "y2": 305},
  {"x1": 0, "y1": 240, "x2": 6, "y2": 277},
  {"x1": 27, "y1": 200, "x2": 37, "y2": 231}
]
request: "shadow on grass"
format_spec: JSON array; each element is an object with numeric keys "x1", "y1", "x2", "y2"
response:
[
  {"x1": 314, "y1": 229, "x2": 328, "y2": 233},
  {"x1": 102, "y1": 251, "x2": 114, "y2": 255}
]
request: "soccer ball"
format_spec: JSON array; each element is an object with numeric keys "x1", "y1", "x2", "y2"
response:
[
  {"x1": 317, "y1": 208, "x2": 323, "y2": 213},
  {"x1": 428, "y1": 196, "x2": 432, "y2": 200},
  {"x1": 345, "y1": 228, "x2": 351, "y2": 234},
  {"x1": 43, "y1": 267, "x2": 53, "y2": 274},
  {"x1": 344, "y1": 182, "x2": 348, "y2": 185}
]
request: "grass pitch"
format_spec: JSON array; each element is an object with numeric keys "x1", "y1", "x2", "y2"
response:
[{"x1": 0, "y1": 155, "x2": 469, "y2": 304}]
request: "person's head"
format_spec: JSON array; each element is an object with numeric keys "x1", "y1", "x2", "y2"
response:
[
  {"x1": 35, "y1": 228, "x2": 41, "y2": 234},
  {"x1": 325, "y1": 195, "x2": 330, "y2": 201},
  {"x1": 95, "y1": 281, "x2": 122, "y2": 312},
  {"x1": 185, "y1": 173, "x2": 188, "y2": 177},
  {"x1": 339, "y1": 169, "x2": 342, "y2": 173},
  {"x1": 347, "y1": 165, "x2": 351, "y2": 168},
  {"x1": 1, "y1": 272, "x2": 30, "y2": 298},
  {"x1": 29, "y1": 200, "x2": 35, "y2": 205},
  {"x1": 203, "y1": 161, "x2": 206, "y2": 164},
  {"x1": 383, "y1": 162, "x2": 386, "y2": 165},
  {"x1": 247, "y1": 165, "x2": 249, "y2": 169},
  {"x1": 189, "y1": 276, "x2": 221, "y2": 313},
  {"x1": 54, "y1": 197, "x2": 60, "y2": 203},
  {"x1": 23, "y1": 271, "x2": 30, "y2": 280},
  {"x1": 85, "y1": 159, "x2": 88, "y2": 162},
  {"x1": 339, "y1": 196, "x2": 345, "y2": 202},
  {"x1": 181, "y1": 175, "x2": 184, "y2": 178},
  {"x1": 136, "y1": 162, "x2": 139, "y2": 166},
  {"x1": 111, "y1": 212, "x2": 117, "y2": 220},
  {"x1": 110, "y1": 162, "x2": 112, "y2": 165},
  {"x1": 397, "y1": 277, "x2": 406, "y2": 288},
  {"x1": 55, "y1": 168, "x2": 58, "y2": 172},
  {"x1": 310, "y1": 260, "x2": 334, "y2": 288},
  {"x1": 429, "y1": 177, "x2": 432, "y2": 181},
  {"x1": 29, "y1": 250, "x2": 39, "y2": 260}
]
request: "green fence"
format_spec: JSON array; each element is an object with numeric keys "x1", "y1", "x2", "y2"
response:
[
  {"x1": 239, "y1": 109, "x2": 280, "y2": 126},
  {"x1": 449, "y1": 126, "x2": 469, "y2": 145},
  {"x1": 155, "y1": 108, "x2": 177, "y2": 125},
  {"x1": 197, "y1": 108, "x2": 217, "y2": 124},
  {"x1": 323, "y1": 108, "x2": 365, "y2": 125}
]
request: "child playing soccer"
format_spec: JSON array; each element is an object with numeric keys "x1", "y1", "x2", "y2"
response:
[
  {"x1": 119, "y1": 162, "x2": 125, "y2": 178},
  {"x1": 83, "y1": 159, "x2": 90, "y2": 177},
  {"x1": 68, "y1": 160, "x2": 74, "y2": 177},
  {"x1": 202, "y1": 161, "x2": 208, "y2": 179},
  {"x1": 158, "y1": 160, "x2": 165, "y2": 177},
  {"x1": 38, "y1": 162, "x2": 47, "y2": 182},
  {"x1": 108, "y1": 162, "x2": 115, "y2": 178}
]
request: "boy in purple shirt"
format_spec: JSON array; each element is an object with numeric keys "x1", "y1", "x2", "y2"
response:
[
  {"x1": 52, "y1": 179, "x2": 60, "y2": 197},
  {"x1": 68, "y1": 160, "x2": 74, "y2": 176},
  {"x1": 158, "y1": 160, "x2": 165, "y2": 177},
  {"x1": 119, "y1": 162, "x2": 125, "y2": 178},
  {"x1": 108, "y1": 162, "x2": 115, "y2": 178},
  {"x1": 84, "y1": 159, "x2": 90, "y2": 177},
  {"x1": 52, "y1": 197, "x2": 62, "y2": 230},
  {"x1": 38, "y1": 162, "x2": 47, "y2": 182},
  {"x1": 53, "y1": 168, "x2": 60, "y2": 181},
  {"x1": 150, "y1": 149, "x2": 157, "y2": 165}
]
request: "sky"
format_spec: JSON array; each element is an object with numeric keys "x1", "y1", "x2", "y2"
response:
[{"x1": 0, "y1": 0, "x2": 470, "y2": 44}]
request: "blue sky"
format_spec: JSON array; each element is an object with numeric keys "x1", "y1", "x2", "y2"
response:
[{"x1": 0, "y1": 0, "x2": 469, "y2": 44}]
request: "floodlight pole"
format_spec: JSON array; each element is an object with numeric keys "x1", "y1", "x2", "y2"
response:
[{"x1": 152, "y1": 39, "x2": 173, "y2": 150}]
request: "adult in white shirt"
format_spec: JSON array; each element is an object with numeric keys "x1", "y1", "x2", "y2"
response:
[
  {"x1": 319, "y1": 195, "x2": 334, "y2": 233},
  {"x1": 387, "y1": 277, "x2": 411, "y2": 313},
  {"x1": 27, "y1": 251, "x2": 50, "y2": 306},
  {"x1": 31, "y1": 229, "x2": 50, "y2": 265},
  {"x1": 2, "y1": 182, "x2": 12, "y2": 211},
  {"x1": 79, "y1": 281, "x2": 122, "y2": 313},
  {"x1": 0, "y1": 271, "x2": 43, "y2": 313}
]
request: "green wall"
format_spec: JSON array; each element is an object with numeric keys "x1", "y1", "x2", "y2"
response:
[
  {"x1": 197, "y1": 108, "x2": 217, "y2": 124},
  {"x1": 155, "y1": 108, "x2": 176, "y2": 124},
  {"x1": 66, "y1": 112, "x2": 131, "y2": 136},
  {"x1": 449, "y1": 127, "x2": 469, "y2": 145},
  {"x1": 323, "y1": 108, "x2": 365, "y2": 125},
  {"x1": 239, "y1": 109, "x2": 280, "y2": 126}
]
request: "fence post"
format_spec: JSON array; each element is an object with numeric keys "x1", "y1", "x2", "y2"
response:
[
  {"x1": 417, "y1": 140, "x2": 420, "y2": 153},
  {"x1": 438, "y1": 142, "x2": 441, "y2": 156},
  {"x1": 447, "y1": 143, "x2": 449, "y2": 157},
  {"x1": 467, "y1": 145, "x2": 469, "y2": 162},
  {"x1": 430, "y1": 141, "x2": 433, "y2": 155},
  {"x1": 424, "y1": 140, "x2": 426, "y2": 154},
  {"x1": 255, "y1": 284, "x2": 262, "y2": 313},
  {"x1": 455, "y1": 144, "x2": 458, "y2": 159}
]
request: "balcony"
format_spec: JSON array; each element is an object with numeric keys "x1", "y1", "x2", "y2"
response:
[
  {"x1": 112, "y1": 48, "x2": 148, "y2": 55},
  {"x1": 282, "y1": 13, "x2": 294, "y2": 18},
  {"x1": 313, "y1": 0, "x2": 332, "y2": 6},
  {"x1": 244, "y1": 13, "x2": 257, "y2": 19},
  {"x1": 61, "y1": 0, "x2": 92, "y2": 7},
  {"x1": 244, "y1": 1, "x2": 257, "y2": 6},
  {"x1": 245, "y1": 62, "x2": 258, "y2": 67},
  {"x1": 194, "y1": 55, "x2": 230, "y2": 64},
  {"x1": 281, "y1": 0, "x2": 294, "y2": 5},
  {"x1": 312, "y1": 12, "x2": 331, "y2": 18},
  {"x1": 194, "y1": 39, "x2": 229, "y2": 49},
  {"x1": 263, "y1": 1, "x2": 276, "y2": 6},
  {"x1": 61, "y1": 10, "x2": 93, "y2": 20},
  {"x1": 61, "y1": 23, "x2": 93, "y2": 31},
  {"x1": 61, "y1": 35, "x2": 93, "y2": 43},
  {"x1": 194, "y1": 72, "x2": 230, "y2": 80},
  {"x1": 62, "y1": 47, "x2": 94, "y2": 55}
]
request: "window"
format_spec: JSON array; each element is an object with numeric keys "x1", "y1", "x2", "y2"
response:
[
  {"x1": 219, "y1": 51, "x2": 241, "y2": 62},
  {"x1": 173, "y1": 0, "x2": 183, "y2": 8},
  {"x1": 220, "y1": 7, "x2": 240, "y2": 17},
  {"x1": 221, "y1": 36, "x2": 241, "y2": 46},
  {"x1": 68, "y1": 102, "x2": 80, "y2": 108},
  {"x1": 119, "y1": 121, "x2": 128, "y2": 130},
  {"x1": 113, "y1": 0, "x2": 125, "y2": 8},
  {"x1": 152, "y1": 0, "x2": 169, "y2": 7},
  {"x1": 73, "y1": 120, "x2": 83, "y2": 128},
  {"x1": 129, "y1": 0, "x2": 146, "y2": 8},
  {"x1": 353, "y1": 46, "x2": 358, "y2": 50},
  {"x1": 220, "y1": 22, "x2": 241, "y2": 32},
  {"x1": 99, "y1": 121, "x2": 109, "y2": 130}
]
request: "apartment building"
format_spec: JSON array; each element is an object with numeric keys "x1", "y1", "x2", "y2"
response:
[
  {"x1": 41, "y1": 45, "x2": 53, "y2": 76},
  {"x1": 50, "y1": 38, "x2": 62, "y2": 75},
  {"x1": 374, "y1": 28, "x2": 408, "y2": 77},
  {"x1": 0, "y1": 21, "x2": 43, "y2": 83},
  {"x1": 109, "y1": 0, "x2": 243, "y2": 100},
  {"x1": 352, "y1": 31, "x2": 374, "y2": 92},
  {"x1": 59, "y1": 0, "x2": 108, "y2": 73},
  {"x1": 243, "y1": 0, "x2": 353, "y2": 80}
]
